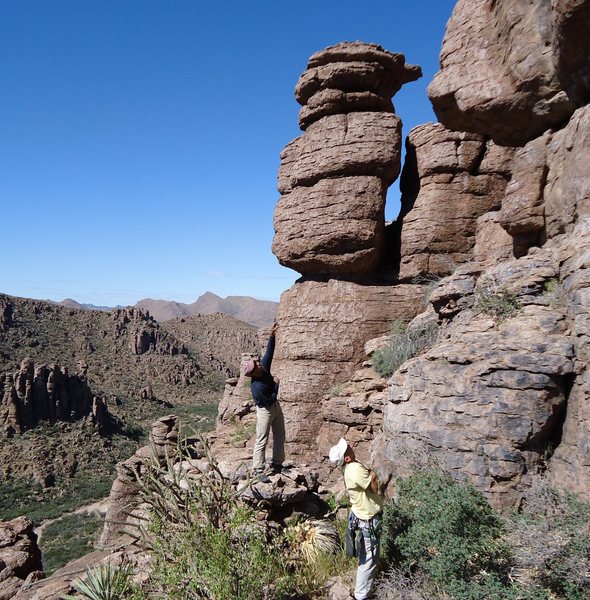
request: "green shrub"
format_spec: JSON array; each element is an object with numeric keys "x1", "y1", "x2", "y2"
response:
[
  {"x1": 42, "y1": 512, "x2": 104, "y2": 574},
  {"x1": 474, "y1": 277, "x2": 520, "y2": 321},
  {"x1": 148, "y1": 508, "x2": 296, "y2": 599},
  {"x1": 131, "y1": 432, "x2": 352, "y2": 598},
  {"x1": 372, "y1": 319, "x2": 438, "y2": 378},
  {"x1": 382, "y1": 471, "x2": 510, "y2": 592}
]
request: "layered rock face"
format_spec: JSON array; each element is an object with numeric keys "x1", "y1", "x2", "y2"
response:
[
  {"x1": 274, "y1": 281, "x2": 421, "y2": 455},
  {"x1": 428, "y1": 0, "x2": 577, "y2": 146},
  {"x1": 398, "y1": 123, "x2": 514, "y2": 280},
  {"x1": 273, "y1": 42, "x2": 421, "y2": 275},
  {"x1": 0, "y1": 358, "x2": 109, "y2": 437},
  {"x1": 370, "y1": 0, "x2": 590, "y2": 508}
]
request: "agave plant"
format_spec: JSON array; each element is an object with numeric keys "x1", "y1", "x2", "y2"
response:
[
  {"x1": 61, "y1": 562, "x2": 132, "y2": 600},
  {"x1": 286, "y1": 518, "x2": 340, "y2": 564}
]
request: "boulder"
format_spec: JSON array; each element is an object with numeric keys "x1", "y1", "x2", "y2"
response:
[
  {"x1": 0, "y1": 517, "x2": 42, "y2": 600},
  {"x1": 273, "y1": 176, "x2": 386, "y2": 275},
  {"x1": 280, "y1": 112, "x2": 402, "y2": 190},
  {"x1": 428, "y1": 0, "x2": 575, "y2": 145},
  {"x1": 296, "y1": 41, "x2": 421, "y2": 129}
]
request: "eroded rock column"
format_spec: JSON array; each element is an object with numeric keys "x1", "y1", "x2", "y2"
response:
[{"x1": 272, "y1": 42, "x2": 424, "y2": 460}]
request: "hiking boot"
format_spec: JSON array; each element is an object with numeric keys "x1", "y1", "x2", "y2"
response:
[
  {"x1": 254, "y1": 469, "x2": 271, "y2": 483},
  {"x1": 268, "y1": 462, "x2": 283, "y2": 474}
]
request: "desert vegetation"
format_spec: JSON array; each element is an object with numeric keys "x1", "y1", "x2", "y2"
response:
[
  {"x1": 65, "y1": 451, "x2": 590, "y2": 599},
  {"x1": 377, "y1": 470, "x2": 590, "y2": 600},
  {"x1": 371, "y1": 318, "x2": 439, "y2": 378}
]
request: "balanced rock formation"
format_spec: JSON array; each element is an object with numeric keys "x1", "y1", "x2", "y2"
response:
[
  {"x1": 269, "y1": 42, "x2": 425, "y2": 464},
  {"x1": 273, "y1": 41, "x2": 421, "y2": 275},
  {"x1": 0, "y1": 358, "x2": 109, "y2": 437},
  {"x1": 428, "y1": 0, "x2": 576, "y2": 146}
]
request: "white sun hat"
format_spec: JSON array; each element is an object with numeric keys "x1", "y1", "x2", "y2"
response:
[{"x1": 329, "y1": 438, "x2": 349, "y2": 466}]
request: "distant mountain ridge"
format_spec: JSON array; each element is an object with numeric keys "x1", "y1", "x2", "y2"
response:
[
  {"x1": 56, "y1": 298, "x2": 122, "y2": 312},
  {"x1": 135, "y1": 292, "x2": 277, "y2": 327},
  {"x1": 54, "y1": 292, "x2": 276, "y2": 328}
]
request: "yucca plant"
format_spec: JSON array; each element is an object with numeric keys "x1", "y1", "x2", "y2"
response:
[
  {"x1": 286, "y1": 518, "x2": 340, "y2": 564},
  {"x1": 61, "y1": 562, "x2": 132, "y2": 600}
]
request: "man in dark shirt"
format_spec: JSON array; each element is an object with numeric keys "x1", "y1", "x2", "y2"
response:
[{"x1": 241, "y1": 323, "x2": 285, "y2": 482}]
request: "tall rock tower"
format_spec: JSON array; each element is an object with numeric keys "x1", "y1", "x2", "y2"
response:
[{"x1": 272, "y1": 42, "x2": 423, "y2": 460}]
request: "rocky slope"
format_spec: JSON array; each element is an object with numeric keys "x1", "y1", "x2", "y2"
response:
[
  {"x1": 0, "y1": 294, "x2": 258, "y2": 516},
  {"x1": 161, "y1": 313, "x2": 259, "y2": 379}
]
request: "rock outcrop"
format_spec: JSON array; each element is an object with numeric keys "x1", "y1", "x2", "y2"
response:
[
  {"x1": 0, "y1": 517, "x2": 43, "y2": 600},
  {"x1": 162, "y1": 313, "x2": 259, "y2": 378},
  {"x1": 552, "y1": 0, "x2": 590, "y2": 107},
  {"x1": 264, "y1": 5, "x2": 590, "y2": 509},
  {"x1": 0, "y1": 358, "x2": 109, "y2": 437},
  {"x1": 99, "y1": 415, "x2": 179, "y2": 548},
  {"x1": 398, "y1": 123, "x2": 514, "y2": 279},
  {"x1": 368, "y1": 0, "x2": 590, "y2": 508},
  {"x1": 428, "y1": 0, "x2": 576, "y2": 146},
  {"x1": 269, "y1": 42, "x2": 425, "y2": 463},
  {"x1": 274, "y1": 281, "x2": 422, "y2": 457}
]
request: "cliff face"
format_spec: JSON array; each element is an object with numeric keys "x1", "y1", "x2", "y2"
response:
[{"x1": 264, "y1": 2, "x2": 590, "y2": 508}]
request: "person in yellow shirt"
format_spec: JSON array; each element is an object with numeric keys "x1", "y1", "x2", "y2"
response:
[{"x1": 329, "y1": 438, "x2": 383, "y2": 600}]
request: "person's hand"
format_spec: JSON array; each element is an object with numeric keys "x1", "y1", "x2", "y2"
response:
[{"x1": 270, "y1": 322, "x2": 278, "y2": 335}]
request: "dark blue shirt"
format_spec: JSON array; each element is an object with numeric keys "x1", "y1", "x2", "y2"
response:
[{"x1": 251, "y1": 334, "x2": 278, "y2": 408}]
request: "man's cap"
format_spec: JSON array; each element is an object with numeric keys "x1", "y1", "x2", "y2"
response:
[
  {"x1": 329, "y1": 438, "x2": 349, "y2": 466},
  {"x1": 241, "y1": 359, "x2": 256, "y2": 377}
]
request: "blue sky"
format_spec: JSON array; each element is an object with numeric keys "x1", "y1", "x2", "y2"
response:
[{"x1": 0, "y1": 0, "x2": 456, "y2": 306}]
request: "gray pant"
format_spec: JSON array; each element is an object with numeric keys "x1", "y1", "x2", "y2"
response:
[
  {"x1": 252, "y1": 401, "x2": 285, "y2": 470},
  {"x1": 354, "y1": 513, "x2": 381, "y2": 600}
]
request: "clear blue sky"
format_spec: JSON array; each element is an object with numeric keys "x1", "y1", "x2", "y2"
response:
[{"x1": 0, "y1": 0, "x2": 456, "y2": 306}]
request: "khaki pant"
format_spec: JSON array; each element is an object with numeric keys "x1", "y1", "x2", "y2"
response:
[
  {"x1": 354, "y1": 513, "x2": 381, "y2": 600},
  {"x1": 252, "y1": 401, "x2": 285, "y2": 470}
]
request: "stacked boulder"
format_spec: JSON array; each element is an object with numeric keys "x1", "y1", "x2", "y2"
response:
[
  {"x1": 397, "y1": 124, "x2": 515, "y2": 280},
  {"x1": 272, "y1": 42, "x2": 425, "y2": 461},
  {"x1": 274, "y1": 42, "x2": 421, "y2": 274}
]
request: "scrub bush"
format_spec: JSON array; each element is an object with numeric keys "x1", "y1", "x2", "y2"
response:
[
  {"x1": 474, "y1": 277, "x2": 520, "y2": 321},
  {"x1": 381, "y1": 471, "x2": 511, "y2": 596},
  {"x1": 371, "y1": 319, "x2": 438, "y2": 378}
]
